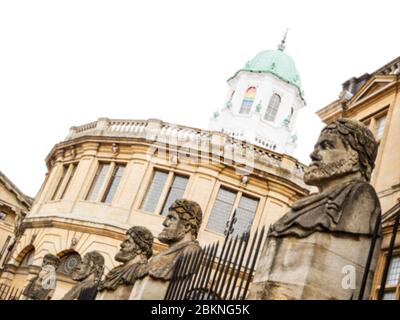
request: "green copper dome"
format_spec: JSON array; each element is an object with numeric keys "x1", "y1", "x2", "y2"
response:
[{"x1": 229, "y1": 49, "x2": 304, "y2": 100}]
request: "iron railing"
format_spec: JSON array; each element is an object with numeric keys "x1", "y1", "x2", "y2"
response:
[
  {"x1": 165, "y1": 210, "x2": 266, "y2": 300},
  {"x1": 376, "y1": 210, "x2": 400, "y2": 300},
  {"x1": 0, "y1": 283, "x2": 23, "y2": 300}
]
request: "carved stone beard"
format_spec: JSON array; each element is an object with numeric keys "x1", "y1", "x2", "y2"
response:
[
  {"x1": 115, "y1": 250, "x2": 138, "y2": 263},
  {"x1": 304, "y1": 157, "x2": 358, "y2": 186},
  {"x1": 158, "y1": 224, "x2": 187, "y2": 245},
  {"x1": 71, "y1": 265, "x2": 91, "y2": 281}
]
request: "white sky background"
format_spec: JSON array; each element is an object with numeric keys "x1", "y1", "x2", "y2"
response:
[{"x1": 1, "y1": 0, "x2": 400, "y2": 197}]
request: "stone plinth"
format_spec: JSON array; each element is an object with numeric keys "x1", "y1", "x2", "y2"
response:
[
  {"x1": 129, "y1": 276, "x2": 169, "y2": 300},
  {"x1": 96, "y1": 284, "x2": 133, "y2": 300},
  {"x1": 249, "y1": 232, "x2": 380, "y2": 300}
]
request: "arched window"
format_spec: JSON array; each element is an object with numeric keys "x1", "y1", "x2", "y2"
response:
[
  {"x1": 20, "y1": 249, "x2": 35, "y2": 267},
  {"x1": 264, "y1": 93, "x2": 281, "y2": 122},
  {"x1": 239, "y1": 87, "x2": 256, "y2": 114},
  {"x1": 57, "y1": 252, "x2": 81, "y2": 275}
]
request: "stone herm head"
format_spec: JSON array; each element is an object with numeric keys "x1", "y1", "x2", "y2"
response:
[
  {"x1": 115, "y1": 226, "x2": 153, "y2": 263},
  {"x1": 158, "y1": 199, "x2": 203, "y2": 245},
  {"x1": 72, "y1": 251, "x2": 105, "y2": 282},
  {"x1": 42, "y1": 253, "x2": 60, "y2": 269},
  {"x1": 304, "y1": 118, "x2": 378, "y2": 190},
  {"x1": 37, "y1": 254, "x2": 59, "y2": 284}
]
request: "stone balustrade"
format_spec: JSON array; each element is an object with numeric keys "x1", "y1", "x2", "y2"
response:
[{"x1": 64, "y1": 117, "x2": 308, "y2": 181}]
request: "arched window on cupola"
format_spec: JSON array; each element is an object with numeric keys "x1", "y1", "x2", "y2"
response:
[
  {"x1": 239, "y1": 87, "x2": 256, "y2": 114},
  {"x1": 264, "y1": 93, "x2": 281, "y2": 122}
]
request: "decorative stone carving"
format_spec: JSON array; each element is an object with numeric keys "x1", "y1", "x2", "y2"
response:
[
  {"x1": 111, "y1": 143, "x2": 119, "y2": 155},
  {"x1": 62, "y1": 251, "x2": 105, "y2": 300},
  {"x1": 130, "y1": 199, "x2": 203, "y2": 300},
  {"x1": 249, "y1": 118, "x2": 382, "y2": 300},
  {"x1": 58, "y1": 253, "x2": 81, "y2": 275},
  {"x1": 21, "y1": 253, "x2": 60, "y2": 300},
  {"x1": 13, "y1": 208, "x2": 25, "y2": 238},
  {"x1": 97, "y1": 226, "x2": 153, "y2": 300}
]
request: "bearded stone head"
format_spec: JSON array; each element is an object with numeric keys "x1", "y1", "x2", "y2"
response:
[
  {"x1": 304, "y1": 118, "x2": 378, "y2": 188},
  {"x1": 115, "y1": 226, "x2": 153, "y2": 263},
  {"x1": 72, "y1": 251, "x2": 105, "y2": 281},
  {"x1": 158, "y1": 199, "x2": 203, "y2": 245}
]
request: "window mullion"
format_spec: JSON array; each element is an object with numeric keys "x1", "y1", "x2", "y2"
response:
[
  {"x1": 232, "y1": 191, "x2": 242, "y2": 212},
  {"x1": 57, "y1": 164, "x2": 74, "y2": 200},
  {"x1": 61, "y1": 163, "x2": 77, "y2": 199},
  {"x1": 51, "y1": 165, "x2": 67, "y2": 200},
  {"x1": 369, "y1": 117, "x2": 377, "y2": 135},
  {"x1": 155, "y1": 172, "x2": 174, "y2": 214},
  {"x1": 97, "y1": 162, "x2": 115, "y2": 202}
]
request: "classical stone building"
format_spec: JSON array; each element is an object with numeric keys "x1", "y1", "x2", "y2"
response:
[
  {"x1": 0, "y1": 42, "x2": 312, "y2": 300},
  {"x1": 0, "y1": 171, "x2": 32, "y2": 268},
  {"x1": 316, "y1": 56, "x2": 400, "y2": 300}
]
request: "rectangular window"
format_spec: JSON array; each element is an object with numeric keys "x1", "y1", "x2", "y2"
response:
[
  {"x1": 86, "y1": 163, "x2": 111, "y2": 202},
  {"x1": 206, "y1": 187, "x2": 259, "y2": 237},
  {"x1": 206, "y1": 188, "x2": 236, "y2": 234},
  {"x1": 0, "y1": 236, "x2": 11, "y2": 257},
  {"x1": 141, "y1": 170, "x2": 189, "y2": 215},
  {"x1": 386, "y1": 256, "x2": 400, "y2": 286},
  {"x1": 51, "y1": 165, "x2": 68, "y2": 200},
  {"x1": 160, "y1": 175, "x2": 189, "y2": 216},
  {"x1": 382, "y1": 291, "x2": 396, "y2": 300},
  {"x1": 141, "y1": 171, "x2": 169, "y2": 213},
  {"x1": 375, "y1": 114, "x2": 387, "y2": 140},
  {"x1": 60, "y1": 164, "x2": 77, "y2": 199},
  {"x1": 50, "y1": 163, "x2": 78, "y2": 201},
  {"x1": 102, "y1": 164, "x2": 126, "y2": 204},
  {"x1": 233, "y1": 195, "x2": 259, "y2": 237}
]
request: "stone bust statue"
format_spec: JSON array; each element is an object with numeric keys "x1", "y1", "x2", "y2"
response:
[
  {"x1": 146, "y1": 198, "x2": 203, "y2": 280},
  {"x1": 270, "y1": 118, "x2": 381, "y2": 238},
  {"x1": 22, "y1": 253, "x2": 60, "y2": 300},
  {"x1": 97, "y1": 226, "x2": 153, "y2": 300},
  {"x1": 249, "y1": 118, "x2": 382, "y2": 300},
  {"x1": 62, "y1": 251, "x2": 105, "y2": 300}
]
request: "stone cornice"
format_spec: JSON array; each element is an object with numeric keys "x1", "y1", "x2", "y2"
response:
[
  {"x1": 0, "y1": 170, "x2": 33, "y2": 209},
  {"x1": 316, "y1": 76, "x2": 400, "y2": 124},
  {"x1": 22, "y1": 216, "x2": 127, "y2": 241},
  {"x1": 20, "y1": 216, "x2": 171, "y2": 255},
  {"x1": 43, "y1": 118, "x2": 311, "y2": 196}
]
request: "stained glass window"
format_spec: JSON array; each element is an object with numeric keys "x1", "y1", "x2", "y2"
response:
[{"x1": 239, "y1": 87, "x2": 256, "y2": 114}]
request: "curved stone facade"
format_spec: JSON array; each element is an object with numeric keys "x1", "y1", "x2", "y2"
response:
[{"x1": 1, "y1": 118, "x2": 312, "y2": 299}]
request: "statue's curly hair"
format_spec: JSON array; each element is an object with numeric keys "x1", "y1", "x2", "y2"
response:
[
  {"x1": 126, "y1": 226, "x2": 154, "y2": 259},
  {"x1": 322, "y1": 118, "x2": 378, "y2": 182},
  {"x1": 43, "y1": 253, "x2": 60, "y2": 268},
  {"x1": 168, "y1": 199, "x2": 203, "y2": 241},
  {"x1": 83, "y1": 251, "x2": 105, "y2": 280}
]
